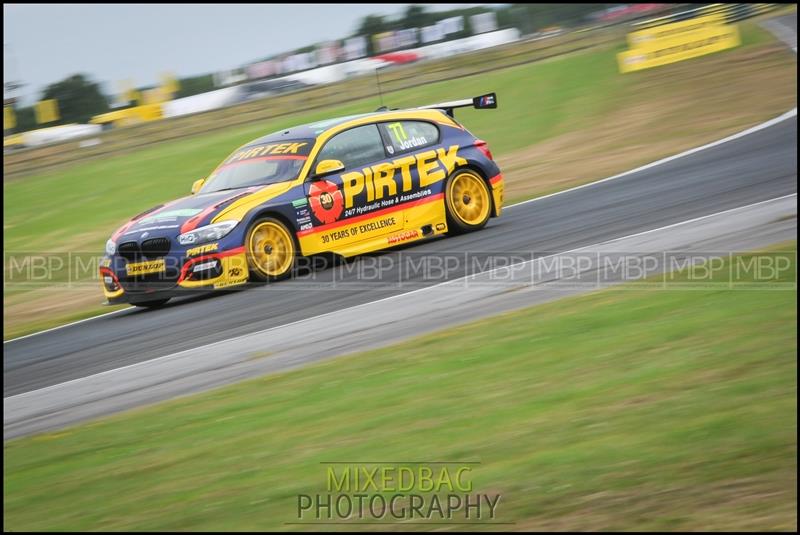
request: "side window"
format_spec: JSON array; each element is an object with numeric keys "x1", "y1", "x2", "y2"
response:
[
  {"x1": 381, "y1": 121, "x2": 439, "y2": 156},
  {"x1": 316, "y1": 124, "x2": 386, "y2": 171}
]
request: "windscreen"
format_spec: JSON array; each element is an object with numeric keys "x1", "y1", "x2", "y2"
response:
[{"x1": 201, "y1": 139, "x2": 314, "y2": 193}]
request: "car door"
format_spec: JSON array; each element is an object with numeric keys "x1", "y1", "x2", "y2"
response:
[{"x1": 303, "y1": 124, "x2": 405, "y2": 249}]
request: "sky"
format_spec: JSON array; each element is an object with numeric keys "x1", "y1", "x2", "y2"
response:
[{"x1": 4, "y1": 3, "x2": 483, "y2": 105}]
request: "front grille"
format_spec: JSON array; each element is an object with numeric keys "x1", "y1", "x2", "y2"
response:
[
  {"x1": 141, "y1": 238, "x2": 171, "y2": 259},
  {"x1": 118, "y1": 241, "x2": 140, "y2": 261},
  {"x1": 117, "y1": 238, "x2": 171, "y2": 261}
]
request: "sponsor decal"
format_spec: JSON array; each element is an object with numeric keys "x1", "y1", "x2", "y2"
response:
[
  {"x1": 309, "y1": 180, "x2": 344, "y2": 224},
  {"x1": 214, "y1": 277, "x2": 248, "y2": 289},
  {"x1": 186, "y1": 242, "x2": 219, "y2": 257},
  {"x1": 126, "y1": 259, "x2": 166, "y2": 276},
  {"x1": 473, "y1": 92, "x2": 497, "y2": 108},
  {"x1": 225, "y1": 141, "x2": 311, "y2": 164},
  {"x1": 436, "y1": 223, "x2": 446, "y2": 231},
  {"x1": 293, "y1": 197, "x2": 313, "y2": 229},
  {"x1": 341, "y1": 144, "x2": 465, "y2": 209},
  {"x1": 387, "y1": 229, "x2": 420, "y2": 244},
  {"x1": 229, "y1": 267, "x2": 243, "y2": 277},
  {"x1": 319, "y1": 216, "x2": 400, "y2": 244},
  {"x1": 360, "y1": 217, "x2": 396, "y2": 233}
]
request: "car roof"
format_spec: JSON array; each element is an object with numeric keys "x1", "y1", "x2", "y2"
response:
[{"x1": 241, "y1": 109, "x2": 449, "y2": 148}]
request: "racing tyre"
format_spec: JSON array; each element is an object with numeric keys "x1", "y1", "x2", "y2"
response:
[
  {"x1": 444, "y1": 169, "x2": 492, "y2": 234},
  {"x1": 132, "y1": 298, "x2": 170, "y2": 308},
  {"x1": 245, "y1": 217, "x2": 298, "y2": 282}
]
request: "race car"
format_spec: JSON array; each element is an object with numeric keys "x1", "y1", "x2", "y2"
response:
[{"x1": 99, "y1": 93, "x2": 504, "y2": 307}]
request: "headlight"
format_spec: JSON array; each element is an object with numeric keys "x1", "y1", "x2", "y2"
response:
[
  {"x1": 177, "y1": 220, "x2": 238, "y2": 246},
  {"x1": 105, "y1": 239, "x2": 116, "y2": 256}
]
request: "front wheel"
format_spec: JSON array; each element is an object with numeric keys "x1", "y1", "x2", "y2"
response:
[
  {"x1": 444, "y1": 169, "x2": 492, "y2": 234},
  {"x1": 245, "y1": 217, "x2": 298, "y2": 282}
]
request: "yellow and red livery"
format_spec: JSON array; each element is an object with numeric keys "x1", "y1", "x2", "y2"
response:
[{"x1": 100, "y1": 93, "x2": 503, "y2": 306}]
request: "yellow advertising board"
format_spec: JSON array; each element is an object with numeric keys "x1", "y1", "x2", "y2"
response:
[
  {"x1": 160, "y1": 72, "x2": 180, "y2": 97},
  {"x1": 141, "y1": 87, "x2": 165, "y2": 105},
  {"x1": 90, "y1": 103, "x2": 162, "y2": 128},
  {"x1": 618, "y1": 23, "x2": 740, "y2": 74},
  {"x1": 35, "y1": 99, "x2": 60, "y2": 124},
  {"x1": 4, "y1": 106, "x2": 16, "y2": 130}
]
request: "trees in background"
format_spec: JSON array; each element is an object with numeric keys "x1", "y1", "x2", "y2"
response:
[
  {"x1": 356, "y1": 3, "x2": 622, "y2": 40},
  {"x1": 40, "y1": 74, "x2": 109, "y2": 125},
  {"x1": 174, "y1": 74, "x2": 215, "y2": 99},
  {"x1": 505, "y1": 3, "x2": 620, "y2": 31},
  {"x1": 6, "y1": 74, "x2": 109, "y2": 134}
]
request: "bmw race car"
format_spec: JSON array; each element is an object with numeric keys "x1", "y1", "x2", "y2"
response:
[{"x1": 100, "y1": 93, "x2": 504, "y2": 307}]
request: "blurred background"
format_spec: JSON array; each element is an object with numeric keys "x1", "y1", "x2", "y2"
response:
[
  {"x1": 3, "y1": 4, "x2": 797, "y2": 531},
  {"x1": 4, "y1": 3, "x2": 763, "y2": 147}
]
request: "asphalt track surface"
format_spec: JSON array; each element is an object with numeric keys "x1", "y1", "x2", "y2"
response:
[{"x1": 4, "y1": 14, "x2": 798, "y2": 405}]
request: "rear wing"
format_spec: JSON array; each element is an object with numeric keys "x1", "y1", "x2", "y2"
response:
[{"x1": 416, "y1": 92, "x2": 497, "y2": 118}]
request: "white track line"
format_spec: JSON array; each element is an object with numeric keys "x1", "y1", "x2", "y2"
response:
[
  {"x1": 5, "y1": 192, "x2": 796, "y2": 402},
  {"x1": 3, "y1": 308, "x2": 131, "y2": 344},
  {"x1": 4, "y1": 107, "x2": 797, "y2": 345}
]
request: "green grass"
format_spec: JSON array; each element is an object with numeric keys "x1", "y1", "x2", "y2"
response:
[{"x1": 4, "y1": 245, "x2": 796, "y2": 531}]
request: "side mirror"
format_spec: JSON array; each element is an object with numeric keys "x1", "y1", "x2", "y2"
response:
[
  {"x1": 191, "y1": 178, "x2": 205, "y2": 194},
  {"x1": 312, "y1": 159, "x2": 344, "y2": 180}
]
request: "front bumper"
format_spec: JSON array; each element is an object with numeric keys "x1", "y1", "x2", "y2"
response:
[
  {"x1": 100, "y1": 248, "x2": 250, "y2": 304},
  {"x1": 489, "y1": 173, "x2": 504, "y2": 217}
]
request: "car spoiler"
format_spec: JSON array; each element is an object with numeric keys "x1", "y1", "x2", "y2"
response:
[{"x1": 416, "y1": 92, "x2": 497, "y2": 118}]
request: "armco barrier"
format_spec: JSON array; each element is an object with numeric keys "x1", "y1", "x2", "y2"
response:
[
  {"x1": 632, "y1": 3, "x2": 779, "y2": 30},
  {"x1": 626, "y1": 14, "x2": 726, "y2": 48}
]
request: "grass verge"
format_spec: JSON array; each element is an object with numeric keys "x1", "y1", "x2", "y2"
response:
[{"x1": 4, "y1": 243, "x2": 796, "y2": 531}]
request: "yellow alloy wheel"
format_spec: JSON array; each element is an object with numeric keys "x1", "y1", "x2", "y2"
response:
[
  {"x1": 246, "y1": 219, "x2": 295, "y2": 280},
  {"x1": 447, "y1": 170, "x2": 490, "y2": 227}
]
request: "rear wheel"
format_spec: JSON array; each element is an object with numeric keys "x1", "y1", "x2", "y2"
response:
[
  {"x1": 444, "y1": 169, "x2": 492, "y2": 234},
  {"x1": 245, "y1": 217, "x2": 297, "y2": 282},
  {"x1": 132, "y1": 298, "x2": 170, "y2": 308}
]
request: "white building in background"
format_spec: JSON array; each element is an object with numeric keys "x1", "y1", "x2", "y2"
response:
[{"x1": 23, "y1": 123, "x2": 102, "y2": 147}]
